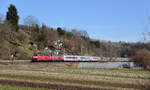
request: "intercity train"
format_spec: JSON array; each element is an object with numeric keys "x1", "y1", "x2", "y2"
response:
[{"x1": 32, "y1": 53, "x2": 100, "y2": 62}]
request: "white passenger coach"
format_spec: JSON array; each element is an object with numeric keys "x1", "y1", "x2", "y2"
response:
[{"x1": 63, "y1": 55, "x2": 100, "y2": 62}]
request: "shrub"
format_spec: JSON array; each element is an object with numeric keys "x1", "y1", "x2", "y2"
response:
[
  {"x1": 17, "y1": 30, "x2": 30, "y2": 43},
  {"x1": 131, "y1": 49, "x2": 150, "y2": 69}
]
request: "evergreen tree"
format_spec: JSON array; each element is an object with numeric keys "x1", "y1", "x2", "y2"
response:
[
  {"x1": 57, "y1": 27, "x2": 65, "y2": 36},
  {"x1": 6, "y1": 4, "x2": 19, "y2": 31},
  {"x1": 34, "y1": 24, "x2": 40, "y2": 33}
]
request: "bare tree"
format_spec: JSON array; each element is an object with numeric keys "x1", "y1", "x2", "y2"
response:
[
  {"x1": 71, "y1": 29, "x2": 81, "y2": 36},
  {"x1": 71, "y1": 29, "x2": 89, "y2": 38},
  {"x1": 0, "y1": 22, "x2": 17, "y2": 42},
  {"x1": 23, "y1": 16, "x2": 39, "y2": 34},
  {"x1": 79, "y1": 30, "x2": 89, "y2": 38},
  {"x1": 23, "y1": 16, "x2": 39, "y2": 27},
  {"x1": 0, "y1": 13, "x2": 4, "y2": 24}
]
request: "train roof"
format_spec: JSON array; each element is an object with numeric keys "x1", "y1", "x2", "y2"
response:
[
  {"x1": 35, "y1": 53, "x2": 62, "y2": 56},
  {"x1": 63, "y1": 55, "x2": 100, "y2": 57}
]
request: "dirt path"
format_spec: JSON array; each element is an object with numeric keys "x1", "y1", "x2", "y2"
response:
[{"x1": 0, "y1": 79, "x2": 112, "y2": 90}]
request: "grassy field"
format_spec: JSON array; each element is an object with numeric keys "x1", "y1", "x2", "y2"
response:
[
  {"x1": 0, "y1": 61, "x2": 149, "y2": 89},
  {"x1": 0, "y1": 85, "x2": 49, "y2": 90}
]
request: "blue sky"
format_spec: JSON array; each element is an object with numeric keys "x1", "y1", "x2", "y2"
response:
[{"x1": 1, "y1": 0, "x2": 150, "y2": 42}]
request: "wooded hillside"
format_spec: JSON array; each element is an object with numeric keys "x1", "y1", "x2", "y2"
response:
[{"x1": 1, "y1": 4, "x2": 150, "y2": 62}]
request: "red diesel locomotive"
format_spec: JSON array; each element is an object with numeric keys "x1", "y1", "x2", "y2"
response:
[{"x1": 32, "y1": 53, "x2": 64, "y2": 62}]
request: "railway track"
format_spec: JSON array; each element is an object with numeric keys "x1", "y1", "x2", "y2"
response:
[
  {"x1": 0, "y1": 60, "x2": 96, "y2": 65},
  {"x1": 0, "y1": 60, "x2": 131, "y2": 65}
]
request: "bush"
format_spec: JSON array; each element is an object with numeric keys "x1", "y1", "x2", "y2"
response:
[
  {"x1": 0, "y1": 46, "x2": 11, "y2": 60},
  {"x1": 17, "y1": 30, "x2": 30, "y2": 43},
  {"x1": 15, "y1": 46, "x2": 31, "y2": 60},
  {"x1": 0, "y1": 22, "x2": 17, "y2": 42},
  {"x1": 131, "y1": 49, "x2": 150, "y2": 69}
]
